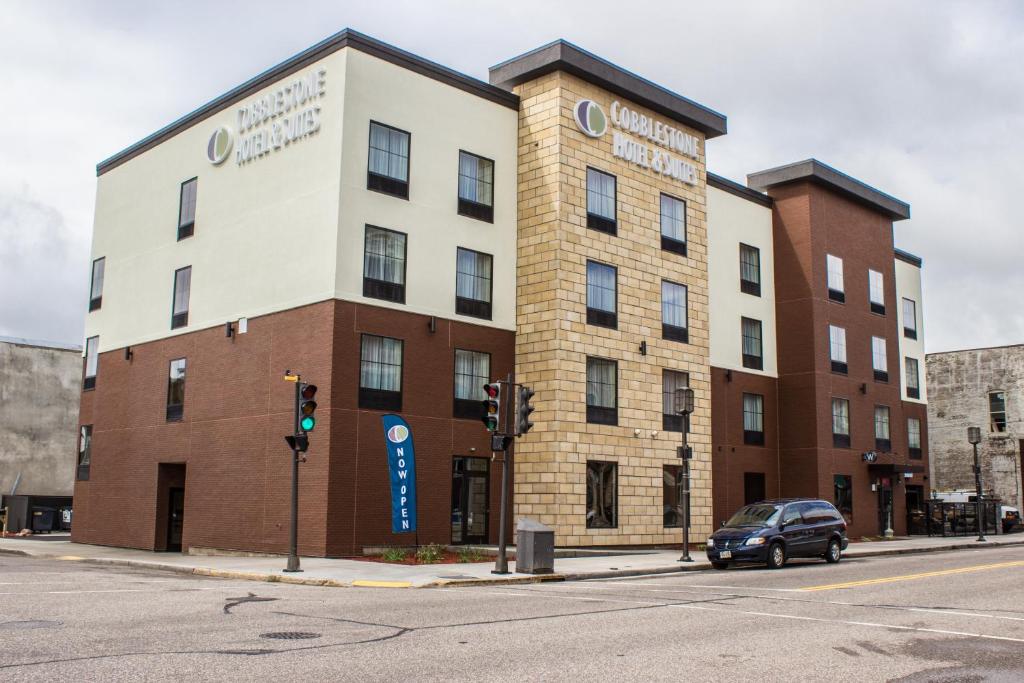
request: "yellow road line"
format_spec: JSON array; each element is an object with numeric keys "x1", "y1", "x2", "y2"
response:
[
  {"x1": 801, "y1": 560, "x2": 1024, "y2": 592},
  {"x1": 352, "y1": 580, "x2": 412, "y2": 588}
]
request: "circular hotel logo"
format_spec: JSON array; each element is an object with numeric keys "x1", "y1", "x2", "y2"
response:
[
  {"x1": 386, "y1": 425, "x2": 409, "y2": 444},
  {"x1": 206, "y1": 126, "x2": 233, "y2": 165},
  {"x1": 573, "y1": 99, "x2": 607, "y2": 138}
]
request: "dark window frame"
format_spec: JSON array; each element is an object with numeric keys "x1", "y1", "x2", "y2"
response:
[
  {"x1": 586, "y1": 356, "x2": 618, "y2": 426},
  {"x1": 77, "y1": 424, "x2": 92, "y2": 481},
  {"x1": 739, "y1": 243, "x2": 761, "y2": 296},
  {"x1": 903, "y1": 297, "x2": 918, "y2": 339},
  {"x1": 832, "y1": 397, "x2": 851, "y2": 448},
  {"x1": 89, "y1": 256, "x2": 105, "y2": 311},
  {"x1": 363, "y1": 225, "x2": 408, "y2": 305},
  {"x1": 827, "y1": 254, "x2": 845, "y2": 303},
  {"x1": 743, "y1": 392, "x2": 765, "y2": 446},
  {"x1": 367, "y1": 120, "x2": 411, "y2": 199},
  {"x1": 659, "y1": 193, "x2": 687, "y2": 256},
  {"x1": 905, "y1": 357, "x2": 920, "y2": 399},
  {"x1": 741, "y1": 317, "x2": 763, "y2": 370},
  {"x1": 586, "y1": 260, "x2": 617, "y2": 329},
  {"x1": 990, "y1": 391, "x2": 1007, "y2": 432},
  {"x1": 453, "y1": 348, "x2": 491, "y2": 420},
  {"x1": 661, "y1": 370, "x2": 690, "y2": 433},
  {"x1": 166, "y1": 358, "x2": 186, "y2": 422},
  {"x1": 83, "y1": 335, "x2": 98, "y2": 391},
  {"x1": 358, "y1": 334, "x2": 405, "y2": 411},
  {"x1": 585, "y1": 167, "x2": 617, "y2": 235},
  {"x1": 874, "y1": 404, "x2": 891, "y2": 452},
  {"x1": 171, "y1": 266, "x2": 191, "y2": 329},
  {"x1": 662, "y1": 280, "x2": 689, "y2": 343},
  {"x1": 177, "y1": 177, "x2": 197, "y2": 241},
  {"x1": 457, "y1": 150, "x2": 495, "y2": 223},
  {"x1": 455, "y1": 247, "x2": 494, "y2": 320},
  {"x1": 868, "y1": 269, "x2": 885, "y2": 315},
  {"x1": 586, "y1": 460, "x2": 618, "y2": 529}
]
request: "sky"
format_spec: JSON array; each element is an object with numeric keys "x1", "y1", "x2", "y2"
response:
[{"x1": 1, "y1": 0, "x2": 1021, "y2": 352}]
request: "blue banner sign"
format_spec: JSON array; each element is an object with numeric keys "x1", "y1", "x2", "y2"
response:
[{"x1": 381, "y1": 414, "x2": 417, "y2": 533}]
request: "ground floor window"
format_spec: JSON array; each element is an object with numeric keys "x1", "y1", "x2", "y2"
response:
[
  {"x1": 834, "y1": 474, "x2": 853, "y2": 524},
  {"x1": 586, "y1": 460, "x2": 617, "y2": 529},
  {"x1": 662, "y1": 465, "x2": 690, "y2": 528}
]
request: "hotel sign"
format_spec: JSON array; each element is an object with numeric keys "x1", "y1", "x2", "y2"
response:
[{"x1": 573, "y1": 99, "x2": 700, "y2": 185}]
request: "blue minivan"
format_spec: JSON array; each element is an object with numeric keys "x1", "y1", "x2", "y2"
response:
[{"x1": 706, "y1": 498, "x2": 849, "y2": 569}]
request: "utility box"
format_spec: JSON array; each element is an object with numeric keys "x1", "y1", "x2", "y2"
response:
[{"x1": 515, "y1": 518, "x2": 554, "y2": 574}]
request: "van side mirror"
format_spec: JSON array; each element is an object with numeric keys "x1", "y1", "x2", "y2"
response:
[{"x1": 720, "y1": 521, "x2": 726, "y2": 527}]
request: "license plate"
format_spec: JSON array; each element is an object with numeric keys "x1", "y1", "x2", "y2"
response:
[{"x1": 719, "y1": 550, "x2": 732, "y2": 559}]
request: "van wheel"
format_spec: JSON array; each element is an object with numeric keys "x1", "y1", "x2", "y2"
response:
[
  {"x1": 825, "y1": 538, "x2": 842, "y2": 563},
  {"x1": 711, "y1": 562, "x2": 728, "y2": 570},
  {"x1": 766, "y1": 542, "x2": 786, "y2": 569}
]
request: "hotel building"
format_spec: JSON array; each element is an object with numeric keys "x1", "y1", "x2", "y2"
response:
[{"x1": 72, "y1": 30, "x2": 927, "y2": 555}]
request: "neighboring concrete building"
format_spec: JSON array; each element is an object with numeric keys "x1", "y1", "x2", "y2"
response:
[
  {"x1": 927, "y1": 344, "x2": 1024, "y2": 511},
  {"x1": 0, "y1": 336, "x2": 81, "y2": 530}
]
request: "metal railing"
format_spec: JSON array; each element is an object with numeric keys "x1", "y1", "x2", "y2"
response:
[{"x1": 916, "y1": 501, "x2": 999, "y2": 537}]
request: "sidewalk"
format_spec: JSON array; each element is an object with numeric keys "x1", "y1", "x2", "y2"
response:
[{"x1": 1, "y1": 533, "x2": 1021, "y2": 589}]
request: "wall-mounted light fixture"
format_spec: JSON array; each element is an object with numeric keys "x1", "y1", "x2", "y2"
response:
[
  {"x1": 633, "y1": 428, "x2": 641, "y2": 437},
  {"x1": 225, "y1": 322, "x2": 234, "y2": 338},
  {"x1": 428, "y1": 316, "x2": 437, "y2": 333},
  {"x1": 725, "y1": 369, "x2": 732, "y2": 382},
  {"x1": 124, "y1": 347, "x2": 133, "y2": 362},
  {"x1": 859, "y1": 383, "x2": 867, "y2": 394},
  {"x1": 639, "y1": 340, "x2": 647, "y2": 356}
]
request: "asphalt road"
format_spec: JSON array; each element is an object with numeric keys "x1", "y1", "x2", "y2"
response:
[{"x1": 1, "y1": 546, "x2": 1022, "y2": 681}]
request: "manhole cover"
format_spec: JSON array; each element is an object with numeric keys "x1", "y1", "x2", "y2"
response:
[
  {"x1": 0, "y1": 620, "x2": 62, "y2": 630},
  {"x1": 259, "y1": 632, "x2": 321, "y2": 641}
]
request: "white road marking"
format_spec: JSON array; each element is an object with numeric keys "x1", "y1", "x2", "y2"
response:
[
  {"x1": 0, "y1": 587, "x2": 224, "y2": 596},
  {"x1": 438, "y1": 588, "x2": 666, "y2": 606}
]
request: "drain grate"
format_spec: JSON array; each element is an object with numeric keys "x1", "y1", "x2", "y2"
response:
[{"x1": 259, "y1": 631, "x2": 322, "y2": 641}]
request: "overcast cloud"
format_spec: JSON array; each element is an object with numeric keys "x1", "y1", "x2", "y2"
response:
[{"x1": 1, "y1": 0, "x2": 1021, "y2": 351}]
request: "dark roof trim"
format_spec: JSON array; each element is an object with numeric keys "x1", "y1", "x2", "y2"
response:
[
  {"x1": 97, "y1": 29, "x2": 519, "y2": 176},
  {"x1": 708, "y1": 172, "x2": 772, "y2": 207},
  {"x1": 488, "y1": 40, "x2": 727, "y2": 139},
  {"x1": 894, "y1": 248, "x2": 922, "y2": 268},
  {"x1": 747, "y1": 159, "x2": 910, "y2": 221}
]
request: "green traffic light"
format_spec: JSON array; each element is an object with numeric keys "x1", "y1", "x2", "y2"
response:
[{"x1": 300, "y1": 415, "x2": 316, "y2": 432}]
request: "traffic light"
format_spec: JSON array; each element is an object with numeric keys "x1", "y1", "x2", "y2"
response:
[
  {"x1": 516, "y1": 385, "x2": 535, "y2": 436},
  {"x1": 285, "y1": 434, "x2": 310, "y2": 453},
  {"x1": 481, "y1": 382, "x2": 501, "y2": 432},
  {"x1": 299, "y1": 383, "x2": 317, "y2": 432}
]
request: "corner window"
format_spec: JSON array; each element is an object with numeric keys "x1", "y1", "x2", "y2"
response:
[
  {"x1": 455, "y1": 248, "x2": 493, "y2": 319},
  {"x1": 586, "y1": 167, "x2": 616, "y2": 234},
  {"x1": 89, "y1": 257, "x2": 105, "y2": 311},
  {"x1": 990, "y1": 391, "x2": 1007, "y2": 432},
  {"x1": 827, "y1": 254, "x2": 844, "y2": 302},
  {"x1": 177, "y1": 178, "x2": 197, "y2": 240},
  {"x1": 834, "y1": 474, "x2": 853, "y2": 523},
  {"x1": 363, "y1": 226, "x2": 407, "y2": 304},
  {"x1": 586, "y1": 261, "x2": 617, "y2": 328},
  {"x1": 832, "y1": 398, "x2": 850, "y2": 448},
  {"x1": 171, "y1": 266, "x2": 191, "y2": 329},
  {"x1": 359, "y1": 334, "x2": 403, "y2": 411},
  {"x1": 662, "y1": 465, "x2": 689, "y2": 528},
  {"x1": 367, "y1": 121, "x2": 410, "y2": 199},
  {"x1": 586, "y1": 460, "x2": 617, "y2": 528},
  {"x1": 83, "y1": 336, "x2": 98, "y2": 390},
  {"x1": 739, "y1": 243, "x2": 761, "y2": 296},
  {"x1": 453, "y1": 349, "x2": 490, "y2": 420},
  {"x1": 905, "y1": 357, "x2": 920, "y2": 399},
  {"x1": 662, "y1": 281, "x2": 688, "y2": 343},
  {"x1": 903, "y1": 298, "x2": 918, "y2": 339},
  {"x1": 868, "y1": 269, "x2": 885, "y2": 314},
  {"x1": 457, "y1": 151, "x2": 494, "y2": 222},
  {"x1": 586, "y1": 357, "x2": 617, "y2": 425},
  {"x1": 908, "y1": 417, "x2": 922, "y2": 458},
  {"x1": 659, "y1": 194, "x2": 686, "y2": 256},
  {"x1": 77, "y1": 425, "x2": 92, "y2": 481},
  {"x1": 874, "y1": 405, "x2": 890, "y2": 452},
  {"x1": 741, "y1": 317, "x2": 763, "y2": 370},
  {"x1": 166, "y1": 358, "x2": 186, "y2": 422},
  {"x1": 829, "y1": 325, "x2": 847, "y2": 374},
  {"x1": 662, "y1": 370, "x2": 689, "y2": 432},
  {"x1": 872, "y1": 336, "x2": 888, "y2": 382},
  {"x1": 743, "y1": 393, "x2": 765, "y2": 445}
]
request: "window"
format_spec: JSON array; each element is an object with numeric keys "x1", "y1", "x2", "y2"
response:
[
  {"x1": 872, "y1": 336, "x2": 888, "y2": 382},
  {"x1": 457, "y1": 151, "x2": 494, "y2": 222},
  {"x1": 742, "y1": 317, "x2": 763, "y2": 370},
  {"x1": 660, "y1": 194, "x2": 686, "y2": 256},
  {"x1": 990, "y1": 391, "x2": 1007, "y2": 432},
  {"x1": 662, "y1": 465, "x2": 689, "y2": 528},
  {"x1": 89, "y1": 257, "x2": 105, "y2": 311},
  {"x1": 908, "y1": 417, "x2": 922, "y2": 459},
  {"x1": 743, "y1": 393, "x2": 765, "y2": 445},
  {"x1": 833, "y1": 474, "x2": 853, "y2": 523},
  {"x1": 744, "y1": 472, "x2": 766, "y2": 506},
  {"x1": 662, "y1": 370, "x2": 689, "y2": 432},
  {"x1": 83, "y1": 336, "x2": 98, "y2": 390},
  {"x1": 903, "y1": 298, "x2": 918, "y2": 339},
  {"x1": 586, "y1": 261, "x2": 617, "y2": 328},
  {"x1": 868, "y1": 269, "x2": 885, "y2": 314},
  {"x1": 586, "y1": 167, "x2": 616, "y2": 234},
  {"x1": 455, "y1": 248, "x2": 493, "y2": 319},
  {"x1": 586, "y1": 460, "x2": 617, "y2": 528},
  {"x1": 832, "y1": 398, "x2": 850, "y2": 448},
  {"x1": 905, "y1": 357, "x2": 920, "y2": 399},
  {"x1": 359, "y1": 334, "x2": 403, "y2": 410},
  {"x1": 453, "y1": 349, "x2": 490, "y2": 420},
  {"x1": 586, "y1": 357, "x2": 617, "y2": 425},
  {"x1": 874, "y1": 405, "x2": 891, "y2": 452},
  {"x1": 166, "y1": 358, "x2": 186, "y2": 422},
  {"x1": 367, "y1": 121, "x2": 410, "y2": 198},
  {"x1": 77, "y1": 425, "x2": 92, "y2": 481},
  {"x1": 827, "y1": 254, "x2": 844, "y2": 302},
  {"x1": 739, "y1": 243, "x2": 761, "y2": 296},
  {"x1": 363, "y1": 226, "x2": 407, "y2": 304},
  {"x1": 171, "y1": 266, "x2": 191, "y2": 329},
  {"x1": 662, "y1": 281, "x2": 688, "y2": 342},
  {"x1": 177, "y1": 178, "x2": 197, "y2": 240},
  {"x1": 829, "y1": 325, "x2": 847, "y2": 374}
]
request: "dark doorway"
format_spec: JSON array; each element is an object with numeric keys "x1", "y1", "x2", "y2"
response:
[
  {"x1": 743, "y1": 472, "x2": 766, "y2": 505},
  {"x1": 877, "y1": 477, "x2": 894, "y2": 535},
  {"x1": 451, "y1": 457, "x2": 489, "y2": 544},
  {"x1": 156, "y1": 463, "x2": 187, "y2": 552},
  {"x1": 905, "y1": 485, "x2": 926, "y2": 534},
  {"x1": 167, "y1": 488, "x2": 185, "y2": 552}
]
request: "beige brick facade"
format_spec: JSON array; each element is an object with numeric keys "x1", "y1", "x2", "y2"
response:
[{"x1": 513, "y1": 72, "x2": 712, "y2": 546}]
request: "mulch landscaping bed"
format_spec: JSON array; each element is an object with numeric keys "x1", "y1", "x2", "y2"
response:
[{"x1": 353, "y1": 551, "x2": 513, "y2": 565}]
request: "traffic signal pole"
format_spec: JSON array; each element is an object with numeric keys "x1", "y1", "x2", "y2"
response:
[
  {"x1": 492, "y1": 376, "x2": 513, "y2": 575},
  {"x1": 285, "y1": 377, "x2": 302, "y2": 573}
]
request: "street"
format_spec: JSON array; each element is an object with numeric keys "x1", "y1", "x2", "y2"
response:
[{"x1": 1, "y1": 547, "x2": 1022, "y2": 681}]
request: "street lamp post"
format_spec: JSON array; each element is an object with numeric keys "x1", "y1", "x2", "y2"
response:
[
  {"x1": 675, "y1": 387, "x2": 695, "y2": 563},
  {"x1": 968, "y1": 426, "x2": 986, "y2": 542}
]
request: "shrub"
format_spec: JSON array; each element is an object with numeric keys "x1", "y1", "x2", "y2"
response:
[
  {"x1": 415, "y1": 543, "x2": 445, "y2": 564},
  {"x1": 457, "y1": 547, "x2": 487, "y2": 563},
  {"x1": 380, "y1": 547, "x2": 408, "y2": 563}
]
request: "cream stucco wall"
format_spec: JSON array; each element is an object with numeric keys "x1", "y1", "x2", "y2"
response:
[
  {"x1": 707, "y1": 185, "x2": 778, "y2": 376},
  {"x1": 896, "y1": 257, "x2": 927, "y2": 403}
]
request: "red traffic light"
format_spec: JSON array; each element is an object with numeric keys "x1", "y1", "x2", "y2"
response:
[
  {"x1": 484, "y1": 383, "x2": 499, "y2": 398},
  {"x1": 301, "y1": 384, "x2": 318, "y2": 400}
]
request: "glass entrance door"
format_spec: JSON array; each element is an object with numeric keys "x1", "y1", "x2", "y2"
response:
[{"x1": 451, "y1": 457, "x2": 489, "y2": 544}]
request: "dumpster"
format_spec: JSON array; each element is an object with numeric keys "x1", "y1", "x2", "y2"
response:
[
  {"x1": 515, "y1": 518, "x2": 554, "y2": 574},
  {"x1": 31, "y1": 507, "x2": 58, "y2": 533}
]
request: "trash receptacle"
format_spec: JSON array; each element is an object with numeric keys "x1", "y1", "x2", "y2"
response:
[
  {"x1": 31, "y1": 507, "x2": 57, "y2": 533},
  {"x1": 515, "y1": 518, "x2": 554, "y2": 574}
]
